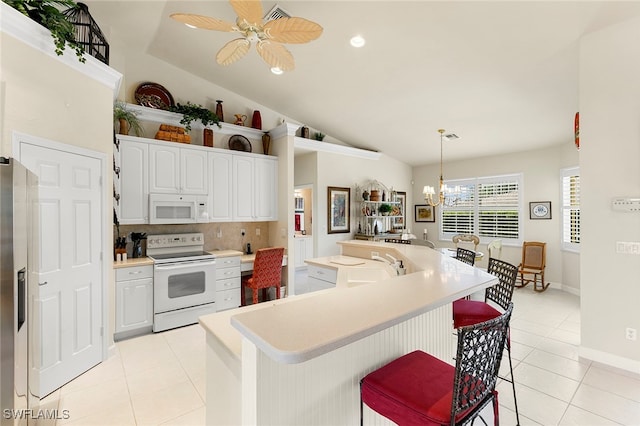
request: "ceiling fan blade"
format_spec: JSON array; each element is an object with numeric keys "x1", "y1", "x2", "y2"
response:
[
  {"x1": 256, "y1": 40, "x2": 295, "y2": 71},
  {"x1": 170, "y1": 13, "x2": 236, "y2": 32},
  {"x1": 230, "y1": 0, "x2": 263, "y2": 27},
  {"x1": 216, "y1": 38, "x2": 251, "y2": 66},
  {"x1": 263, "y1": 17, "x2": 323, "y2": 44}
]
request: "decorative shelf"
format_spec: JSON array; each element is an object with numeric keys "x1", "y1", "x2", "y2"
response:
[{"x1": 126, "y1": 103, "x2": 266, "y2": 139}]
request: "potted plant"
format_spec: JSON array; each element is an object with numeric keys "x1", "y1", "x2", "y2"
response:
[
  {"x1": 113, "y1": 101, "x2": 143, "y2": 136},
  {"x1": 169, "y1": 102, "x2": 222, "y2": 133},
  {"x1": 4, "y1": 0, "x2": 86, "y2": 62},
  {"x1": 379, "y1": 203, "x2": 392, "y2": 216}
]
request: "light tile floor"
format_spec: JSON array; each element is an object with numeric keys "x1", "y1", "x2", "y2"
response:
[{"x1": 39, "y1": 273, "x2": 640, "y2": 425}]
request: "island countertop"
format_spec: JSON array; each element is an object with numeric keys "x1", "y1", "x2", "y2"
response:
[{"x1": 200, "y1": 240, "x2": 498, "y2": 364}]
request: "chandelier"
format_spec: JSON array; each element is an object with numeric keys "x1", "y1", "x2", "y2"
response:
[{"x1": 423, "y1": 129, "x2": 459, "y2": 207}]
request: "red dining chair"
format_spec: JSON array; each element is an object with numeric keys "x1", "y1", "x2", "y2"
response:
[
  {"x1": 241, "y1": 247, "x2": 284, "y2": 305},
  {"x1": 453, "y1": 257, "x2": 520, "y2": 425},
  {"x1": 360, "y1": 303, "x2": 513, "y2": 426}
]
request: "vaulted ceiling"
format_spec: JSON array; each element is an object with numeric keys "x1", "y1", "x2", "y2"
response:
[{"x1": 84, "y1": 1, "x2": 640, "y2": 166}]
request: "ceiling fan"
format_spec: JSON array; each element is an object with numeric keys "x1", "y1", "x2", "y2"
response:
[{"x1": 170, "y1": 0, "x2": 323, "y2": 72}]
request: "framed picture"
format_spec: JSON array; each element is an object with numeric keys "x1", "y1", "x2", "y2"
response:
[
  {"x1": 529, "y1": 201, "x2": 552, "y2": 220},
  {"x1": 415, "y1": 204, "x2": 435, "y2": 223},
  {"x1": 392, "y1": 191, "x2": 407, "y2": 230},
  {"x1": 328, "y1": 186, "x2": 351, "y2": 233}
]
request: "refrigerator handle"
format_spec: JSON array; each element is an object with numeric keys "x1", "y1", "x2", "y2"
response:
[{"x1": 17, "y1": 268, "x2": 26, "y2": 331}]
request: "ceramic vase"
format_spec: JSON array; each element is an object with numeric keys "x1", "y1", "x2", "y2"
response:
[
  {"x1": 215, "y1": 100, "x2": 224, "y2": 122},
  {"x1": 251, "y1": 110, "x2": 262, "y2": 130},
  {"x1": 262, "y1": 132, "x2": 271, "y2": 155},
  {"x1": 118, "y1": 118, "x2": 129, "y2": 135},
  {"x1": 203, "y1": 128, "x2": 214, "y2": 147}
]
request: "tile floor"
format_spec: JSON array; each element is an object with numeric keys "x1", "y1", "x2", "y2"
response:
[{"x1": 38, "y1": 271, "x2": 640, "y2": 425}]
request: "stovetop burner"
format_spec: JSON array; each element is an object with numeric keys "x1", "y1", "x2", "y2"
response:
[{"x1": 146, "y1": 233, "x2": 213, "y2": 264}]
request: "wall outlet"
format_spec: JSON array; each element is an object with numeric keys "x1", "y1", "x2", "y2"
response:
[
  {"x1": 217, "y1": 228, "x2": 222, "y2": 238},
  {"x1": 241, "y1": 228, "x2": 245, "y2": 236},
  {"x1": 626, "y1": 327, "x2": 637, "y2": 341},
  {"x1": 256, "y1": 228, "x2": 261, "y2": 236},
  {"x1": 371, "y1": 251, "x2": 379, "y2": 258}
]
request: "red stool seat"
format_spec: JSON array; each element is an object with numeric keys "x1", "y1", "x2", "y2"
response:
[
  {"x1": 361, "y1": 350, "x2": 494, "y2": 426},
  {"x1": 453, "y1": 299, "x2": 501, "y2": 328}
]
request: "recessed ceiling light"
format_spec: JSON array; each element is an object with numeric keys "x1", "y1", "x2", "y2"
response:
[
  {"x1": 350, "y1": 35, "x2": 365, "y2": 48},
  {"x1": 271, "y1": 67, "x2": 284, "y2": 75}
]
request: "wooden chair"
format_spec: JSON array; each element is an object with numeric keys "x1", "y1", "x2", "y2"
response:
[
  {"x1": 360, "y1": 303, "x2": 513, "y2": 426},
  {"x1": 241, "y1": 247, "x2": 285, "y2": 305},
  {"x1": 453, "y1": 258, "x2": 521, "y2": 425},
  {"x1": 516, "y1": 241, "x2": 548, "y2": 292},
  {"x1": 455, "y1": 247, "x2": 476, "y2": 266}
]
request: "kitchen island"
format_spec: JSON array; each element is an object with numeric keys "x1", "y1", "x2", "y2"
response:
[{"x1": 199, "y1": 240, "x2": 498, "y2": 425}]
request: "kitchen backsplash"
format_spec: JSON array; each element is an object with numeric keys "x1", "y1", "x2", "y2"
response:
[{"x1": 116, "y1": 222, "x2": 271, "y2": 257}]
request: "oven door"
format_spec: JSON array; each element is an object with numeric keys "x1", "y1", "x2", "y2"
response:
[{"x1": 153, "y1": 259, "x2": 216, "y2": 313}]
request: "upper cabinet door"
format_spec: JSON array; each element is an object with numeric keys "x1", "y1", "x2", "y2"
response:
[
  {"x1": 181, "y1": 149, "x2": 208, "y2": 195},
  {"x1": 232, "y1": 155, "x2": 255, "y2": 221},
  {"x1": 119, "y1": 139, "x2": 149, "y2": 224},
  {"x1": 254, "y1": 157, "x2": 278, "y2": 221},
  {"x1": 209, "y1": 151, "x2": 233, "y2": 221},
  {"x1": 149, "y1": 144, "x2": 180, "y2": 194}
]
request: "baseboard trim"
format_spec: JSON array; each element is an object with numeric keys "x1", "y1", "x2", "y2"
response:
[{"x1": 579, "y1": 346, "x2": 640, "y2": 375}]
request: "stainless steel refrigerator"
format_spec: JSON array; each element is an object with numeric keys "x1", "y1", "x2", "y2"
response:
[{"x1": 0, "y1": 157, "x2": 38, "y2": 425}]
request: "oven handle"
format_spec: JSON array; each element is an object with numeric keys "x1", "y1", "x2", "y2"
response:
[{"x1": 154, "y1": 260, "x2": 216, "y2": 271}]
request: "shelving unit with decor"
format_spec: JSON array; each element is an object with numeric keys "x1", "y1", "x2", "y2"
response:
[{"x1": 354, "y1": 180, "x2": 404, "y2": 241}]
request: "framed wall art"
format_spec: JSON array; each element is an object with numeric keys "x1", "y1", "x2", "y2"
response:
[
  {"x1": 529, "y1": 201, "x2": 552, "y2": 220},
  {"x1": 328, "y1": 186, "x2": 351, "y2": 233},
  {"x1": 392, "y1": 191, "x2": 407, "y2": 230},
  {"x1": 415, "y1": 204, "x2": 435, "y2": 223}
]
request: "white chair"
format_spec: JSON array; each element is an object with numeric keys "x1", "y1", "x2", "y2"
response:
[{"x1": 487, "y1": 239, "x2": 503, "y2": 259}]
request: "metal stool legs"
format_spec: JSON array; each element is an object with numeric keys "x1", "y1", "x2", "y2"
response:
[{"x1": 503, "y1": 331, "x2": 520, "y2": 425}]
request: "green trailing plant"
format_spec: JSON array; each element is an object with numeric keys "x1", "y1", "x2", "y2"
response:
[
  {"x1": 378, "y1": 203, "x2": 393, "y2": 214},
  {"x1": 113, "y1": 101, "x2": 144, "y2": 137},
  {"x1": 3, "y1": 0, "x2": 86, "y2": 62},
  {"x1": 169, "y1": 102, "x2": 221, "y2": 133},
  {"x1": 314, "y1": 132, "x2": 325, "y2": 141}
]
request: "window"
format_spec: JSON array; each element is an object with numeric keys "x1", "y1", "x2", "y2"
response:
[
  {"x1": 440, "y1": 174, "x2": 523, "y2": 244},
  {"x1": 561, "y1": 167, "x2": 580, "y2": 252}
]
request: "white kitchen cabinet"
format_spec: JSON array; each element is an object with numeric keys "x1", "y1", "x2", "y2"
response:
[
  {"x1": 294, "y1": 236, "x2": 314, "y2": 269},
  {"x1": 215, "y1": 256, "x2": 241, "y2": 311},
  {"x1": 114, "y1": 265, "x2": 153, "y2": 340},
  {"x1": 117, "y1": 136, "x2": 149, "y2": 224},
  {"x1": 307, "y1": 264, "x2": 337, "y2": 290},
  {"x1": 209, "y1": 151, "x2": 233, "y2": 221},
  {"x1": 149, "y1": 144, "x2": 208, "y2": 195},
  {"x1": 232, "y1": 154, "x2": 278, "y2": 221}
]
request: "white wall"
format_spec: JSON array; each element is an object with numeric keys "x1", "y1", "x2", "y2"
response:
[
  {"x1": 412, "y1": 143, "x2": 580, "y2": 289},
  {"x1": 579, "y1": 16, "x2": 640, "y2": 370},
  {"x1": 303, "y1": 151, "x2": 412, "y2": 257}
]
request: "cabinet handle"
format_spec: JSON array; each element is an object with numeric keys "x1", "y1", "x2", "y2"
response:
[
  {"x1": 317, "y1": 270, "x2": 324, "y2": 275},
  {"x1": 38, "y1": 281, "x2": 48, "y2": 286},
  {"x1": 128, "y1": 270, "x2": 142, "y2": 275}
]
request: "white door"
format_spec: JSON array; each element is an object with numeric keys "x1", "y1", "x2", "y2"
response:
[{"x1": 20, "y1": 142, "x2": 103, "y2": 397}]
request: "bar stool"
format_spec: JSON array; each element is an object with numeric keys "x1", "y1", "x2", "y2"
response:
[{"x1": 360, "y1": 303, "x2": 513, "y2": 426}]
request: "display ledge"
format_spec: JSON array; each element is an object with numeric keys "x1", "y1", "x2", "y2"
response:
[
  {"x1": 294, "y1": 136, "x2": 381, "y2": 160},
  {"x1": 126, "y1": 103, "x2": 265, "y2": 139},
  {"x1": 0, "y1": 1, "x2": 122, "y2": 97}
]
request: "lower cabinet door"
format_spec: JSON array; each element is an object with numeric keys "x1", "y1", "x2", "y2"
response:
[
  {"x1": 216, "y1": 288, "x2": 241, "y2": 311},
  {"x1": 116, "y1": 277, "x2": 153, "y2": 333}
]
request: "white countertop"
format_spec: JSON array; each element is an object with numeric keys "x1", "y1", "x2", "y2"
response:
[{"x1": 200, "y1": 240, "x2": 497, "y2": 364}]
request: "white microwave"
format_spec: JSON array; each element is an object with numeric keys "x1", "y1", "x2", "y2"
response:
[{"x1": 149, "y1": 194, "x2": 209, "y2": 224}]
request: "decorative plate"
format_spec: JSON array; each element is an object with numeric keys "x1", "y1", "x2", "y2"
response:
[
  {"x1": 228, "y1": 135, "x2": 252, "y2": 152},
  {"x1": 134, "y1": 82, "x2": 175, "y2": 110}
]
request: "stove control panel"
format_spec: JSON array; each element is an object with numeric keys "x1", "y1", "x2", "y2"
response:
[{"x1": 147, "y1": 233, "x2": 204, "y2": 249}]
